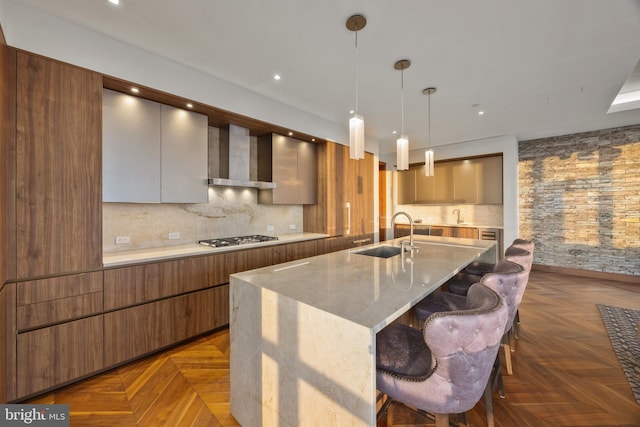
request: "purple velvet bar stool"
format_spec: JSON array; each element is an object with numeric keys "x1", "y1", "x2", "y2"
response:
[
  {"x1": 376, "y1": 283, "x2": 508, "y2": 427},
  {"x1": 413, "y1": 260, "x2": 528, "y2": 427}
]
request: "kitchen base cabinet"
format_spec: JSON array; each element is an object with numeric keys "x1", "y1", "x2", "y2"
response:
[
  {"x1": 104, "y1": 286, "x2": 227, "y2": 366},
  {"x1": 16, "y1": 316, "x2": 104, "y2": 398},
  {"x1": 16, "y1": 272, "x2": 103, "y2": 331}
]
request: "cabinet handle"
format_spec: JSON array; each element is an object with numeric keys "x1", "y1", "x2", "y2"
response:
[
  {"x1": 352, "y1": 238, "x2": 371, "y2": 244},
  {"x1": 345, "y1": 202, "x2": 351, "y2": 235}
]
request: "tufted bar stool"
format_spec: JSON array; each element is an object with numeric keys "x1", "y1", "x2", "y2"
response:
[
  {"x1": 413, "y1": 260, "x2": 528, "y2": 427},
  {"x1": 463, "y1": 238, "x2": 535, "y2": 277},
  {"x1": 376, "y1": 283, "x2": 508, "y2": 427}
]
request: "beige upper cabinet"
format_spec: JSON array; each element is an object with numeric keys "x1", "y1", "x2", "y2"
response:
[
  {"x1": 257, "y1": 134, "x2": 317, "y2": 205},
  {"x1": 102, "y1": 89, "x2": 208, "y2": 203},
  {"x1": 397, "y1": 155, "x2": 502, "y2": 205}
]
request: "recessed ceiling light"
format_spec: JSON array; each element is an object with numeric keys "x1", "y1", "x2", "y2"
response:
[
  {"x1": 108, "y1": 0, "x2": 119, "y2": 5},
  {"x1": 392, "y1": 130, "x2": 397, "y2": 135},
  {"x1": 311, "y1": 138, "x2": 316, "y2": 142},
  {"x1": 131, "y1": 87, "x2": 139, "y2": 93},
  {"x1": 186, "y1": 103, "x2": 193, "y2": 108},
  {"x1": 349, "y1": 109, "x2": 355, "y2": 115},
  {"x1": 274, "y1": 74, "x2": 281, "y2": 81},
  {"x1": 478, "y1": 111, "x2": 485, "y2": 116},
  {"x1": 288, "y1": 132, "x2": 293, "y2": 136}
]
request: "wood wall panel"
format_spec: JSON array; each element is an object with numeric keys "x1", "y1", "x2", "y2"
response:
[
  {"x1": 3, "y1": 48, "x2": 16, "y2": 281},
  {"x1": 16, "y1": 52, "x2": 102, "y2": 278},
  {"x1": 303, "y1": 141, "x2": 341, "y2": 235},
  {"x1": 16, "y1": 315, "x2": 103, "y2": 397}
]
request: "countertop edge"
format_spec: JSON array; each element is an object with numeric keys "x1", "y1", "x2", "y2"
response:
[{"x1": 103, "y1": 232, "x2": 330, "y2": 267}]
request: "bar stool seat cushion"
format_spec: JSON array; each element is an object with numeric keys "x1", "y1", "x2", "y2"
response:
[
  {"x1": 376, "y1": 324, "x2": 434, "y2": 381},
  {"x1": 414, "y1": 292, "x2": 467, "y2": 323}
]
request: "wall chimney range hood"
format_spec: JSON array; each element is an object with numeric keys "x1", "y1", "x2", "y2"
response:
[{"x1": 208, "y1": 124, "x2": 276, "y2": 189}]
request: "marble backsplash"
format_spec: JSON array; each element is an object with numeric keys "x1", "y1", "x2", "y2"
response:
[
  {"x1": 392, "y1": 204, "x2": 504, "y2": 227},
  {"x1": 103, "y1": 186, "x2": 302, "y2": 253}
]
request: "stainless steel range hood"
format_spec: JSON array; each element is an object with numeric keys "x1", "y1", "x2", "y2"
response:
[{"x1": 208, "y1": 124, "x2": 276, "y2": 189}]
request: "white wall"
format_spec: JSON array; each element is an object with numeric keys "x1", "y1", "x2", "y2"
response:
[{"x1": 380, "y1": 135, "x2": 520, "y2": 248}]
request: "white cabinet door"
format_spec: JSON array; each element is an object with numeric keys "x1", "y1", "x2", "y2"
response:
[
  {"x1": 103, "y1": 90, "x2": 208, "y2": 203},
  {"x1": 103, "y1": 89, "x2": 161, "y2": 202},
  {"x1": 161, "y1": 105, "x2": 208, "y2": 203}
]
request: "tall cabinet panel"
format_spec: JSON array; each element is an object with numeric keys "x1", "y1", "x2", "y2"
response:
[
  {"x1": 342, "y1": 145, "x2": 375, "y2": 237},
  {"x1": 15, "y1": 52, "x2": 102, "y2": 278}
]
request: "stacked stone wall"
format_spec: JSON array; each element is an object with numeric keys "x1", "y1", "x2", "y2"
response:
[{"x1": 519, "y1": 125, "x2": 640, "y2": 276}]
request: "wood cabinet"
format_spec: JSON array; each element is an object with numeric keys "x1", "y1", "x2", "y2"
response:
[
  {"x1": 16, "y1": 272, "x2": 103, "y2": 331},
  {"x1": 394, "y1": 224, "x2": 478, "y2": 239},
  {"x1": 14, "y1": 52, "x2": 102, "y2": 278},
  {"x1": 257, "y1": 133, "x2": 317, "y2": 205},
  {"x1": 342, "y1": 146, "x2": 375, "y2": 237},
  {"x1": 104, "y1": 286, "x2": 227, "y2": 366},
  {"x1": 303, "y1": 142, "x2": 374, "y2": 238},
  {"x1": 102, "y1": 89, "x2": 208, "y2": 203},
  {"x1": 397, "y1": 155, "x2": 502, "y2": 205},
  {"x1": 17, "y1": 316, "x2": 103, "y2": 397}
]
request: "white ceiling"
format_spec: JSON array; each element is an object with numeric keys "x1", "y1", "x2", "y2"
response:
[{"x1": 7, "y1": 0, "x2": 640, "y2": 154}]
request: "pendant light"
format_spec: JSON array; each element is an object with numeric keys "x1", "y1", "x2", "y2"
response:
[
  {"x1": 423, "y1": 87, "x2": 436, "y2": 177},
  {"x1": 346, "y1": 15, "x2": 366, "y2": 160},
  {"x1": 395, "y1": 59, "x2": 411, "y2": 170}
]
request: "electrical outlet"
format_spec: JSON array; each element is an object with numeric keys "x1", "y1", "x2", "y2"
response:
[
  {"x1": 168, "y1": 232, "x2": 180, "y2": 240},
  {"x1": 289, "y1": 224, "x2": 296, "y2": 230},
  {"x1": 267, "y1": 225, "x2": 275, "y2": 232},
  {"x1": 115, "y1": 236, "x2": 131, "y2": 244}
]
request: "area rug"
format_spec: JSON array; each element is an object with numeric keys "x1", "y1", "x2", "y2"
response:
[{"x1": 597, "y1": 304, "x2": 640, "y2": 404}]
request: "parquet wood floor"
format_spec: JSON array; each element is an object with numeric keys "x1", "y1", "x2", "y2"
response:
[{"x1": 26, "y1": 271, "x2": 640, "y2": 426}]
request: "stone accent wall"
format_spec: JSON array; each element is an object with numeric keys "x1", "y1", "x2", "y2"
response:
[{"x1": 519, "y1": 125, "x2": 640, "y2": 276}]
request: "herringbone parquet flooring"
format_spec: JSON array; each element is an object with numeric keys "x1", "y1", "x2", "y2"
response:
[{"x1": 26, "y1": 270, "x2": 640, "y2": 426}]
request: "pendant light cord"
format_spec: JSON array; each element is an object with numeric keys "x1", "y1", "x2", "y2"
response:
[
  {"x1": 401, "y1": 68, "x2": 405, "y2": 134},
  {"x1": 427, "y1": 91, "x2": 431, "y2": 149},
  {"x1": 354, "y1": 29, "x2": 359, "y2": 113}
]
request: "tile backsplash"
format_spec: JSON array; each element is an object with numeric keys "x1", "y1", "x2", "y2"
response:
[{"x1": 103, "y1": 187, "x2": 302, "y2": 253}]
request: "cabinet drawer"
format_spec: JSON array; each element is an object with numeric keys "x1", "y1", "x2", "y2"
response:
[
  {"x1": 17, "y1": 315, "x2": 104, "y2": 397},
  {"x1": 104, "y1": 255, "x2": 220, "y2": 310},
  {"x1": 16, "y1": 272, "x2": 103, "y2": 330},
  {"x1": 104, "y1": 286, "x2": 227, "y2": 366}
]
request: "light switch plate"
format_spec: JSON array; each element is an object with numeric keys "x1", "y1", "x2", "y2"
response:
[
  {"x1": 115, "y1": 236, "x2": 131, "y2": 244},
  {"x1": 289, "y1": 224, "x2": 296, "y2": 230},
  {"x1": 168, "y1": 232, "x2": 180, "y2": 240}
]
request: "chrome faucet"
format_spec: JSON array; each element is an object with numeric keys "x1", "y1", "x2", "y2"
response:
[
  {"x1": 391, "y1": 211, "x2": 414, "y2": 251},
  {"x1": 453, "y1": 208, "x2": 462, "y2": 224}
]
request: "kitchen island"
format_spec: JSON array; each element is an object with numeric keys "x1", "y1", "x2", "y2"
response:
[{"x1": 230, "y1": 235, "x2": 496, "y2": 426}]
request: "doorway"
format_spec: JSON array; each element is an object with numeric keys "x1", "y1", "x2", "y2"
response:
[{"x1": 378, "y1": 161, "x2": 387, "y2": 241}]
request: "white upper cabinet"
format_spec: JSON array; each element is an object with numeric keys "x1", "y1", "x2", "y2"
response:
[
  {"x1": 102, "y1": 89, "x2": 208, "y2": 203},
  {"x1": 257, "y1": 134, "x2": 317, "y2": 205},
  {"x1": 160, "y1": 104, "x2": 208, "y2": 203},
  {"x1": 103, "y1": 89, "x2": 161, "y2": 203}
]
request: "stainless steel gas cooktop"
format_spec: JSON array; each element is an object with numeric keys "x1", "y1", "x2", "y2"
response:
[{"x1": 198, "y1": 235, "x2": 278, "y2": 248}]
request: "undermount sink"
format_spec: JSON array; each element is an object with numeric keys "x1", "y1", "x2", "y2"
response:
[{"x1": 353, "y1": 245, "x2": 402, "y2": 258}]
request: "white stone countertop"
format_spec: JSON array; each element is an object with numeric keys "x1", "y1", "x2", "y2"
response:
[
  {"x1": 231, "y1": 235, "x2": 496, "y2": 332},
  {"x1": 103, "y1": 232, "x2": 329, "y2": 267}
]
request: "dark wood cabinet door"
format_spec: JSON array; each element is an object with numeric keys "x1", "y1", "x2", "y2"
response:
[{"x1": 15, "y1": 52, "x2": 102, "y2": 278}]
